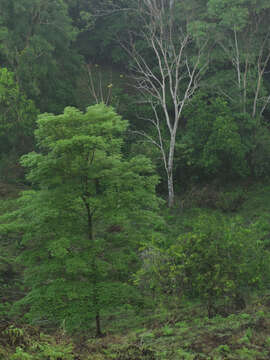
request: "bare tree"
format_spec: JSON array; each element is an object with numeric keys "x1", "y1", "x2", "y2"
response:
[
  {"x1": 122, "y1": 0, "x2": 208, "y2": 207},
  {"x1": 85, "y1": 64, "x2": 113, "y2": 105}
]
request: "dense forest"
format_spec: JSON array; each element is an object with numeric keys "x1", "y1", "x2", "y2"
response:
[{"x1": 1, "y1": 0, "x2": 270, "y2": 359}]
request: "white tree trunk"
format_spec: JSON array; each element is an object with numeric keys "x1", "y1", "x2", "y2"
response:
[
  {"x1": 167, "y1": 170, "x2": 174, "y2": 208},
  {"x1": 123, "y1": 0, "x2": 207, "y2": 207},
  {"x1": 167, "y1": 130, "x2": 176, "y2": 207}
]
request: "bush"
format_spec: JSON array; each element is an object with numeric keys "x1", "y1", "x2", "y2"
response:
[
  {"x1": 216, "y1": 188, "x2": 247, "y2": 212},
  {"x1": 167, "y1": 214, "x2": 270, "y2": 316}
]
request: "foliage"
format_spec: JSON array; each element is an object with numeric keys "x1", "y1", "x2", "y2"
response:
[
  {"x1": 181, "y1": 95, "x2": 253, "y2": 180},
  {"x1": 135, "y1": 206, "x2": 270, "y2": 318},
  {"x1": 199, "y1": 0, "x2": 270, "y2": 118},
  {"x1": 215, "y1": 188, "x2": 247, "y2": 212},
  {"x1": 249, "y1": 124, "x2": 270, "y2": 178},
  {"x1": 167, "y1": 214, "x2": 270, "y2": 315},
  {"x1": 0, "y1": 324, "x2": 74, "y2": 360},
  {"x1": 134, "y1": 241, "x2": 173, "y2": 306},
  {"x1": 0, "y1": 0, "x2": 82, "y2": 113},
  {"x1": 0, "y1": 68, "x2": 38, "y2": 181},
  {"x1": 69, "y1": 0, "x2": 137, "y2": 66},
  {"x1": 1, "y1": 1, "x2": 270, "y2": 358},
  {"x1": 1, "y1": 103, "x2": 162, "y2": 335}
]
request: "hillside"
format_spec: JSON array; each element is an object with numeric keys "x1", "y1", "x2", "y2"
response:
[{"x1": 1, "y1": 181, "x2": 270, "y2": 359}]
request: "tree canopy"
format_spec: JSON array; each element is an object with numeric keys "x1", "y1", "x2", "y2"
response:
[{"x1": 6, "y1": 104, "x2": 162, "y2": 335}]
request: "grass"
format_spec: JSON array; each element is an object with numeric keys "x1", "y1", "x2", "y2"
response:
[
  {"x1": 87, "y1": 300, "x2": 270, "y2": 359},
  {"x1": 2, "y1": 299, "x2": 270, "y2": 359}
]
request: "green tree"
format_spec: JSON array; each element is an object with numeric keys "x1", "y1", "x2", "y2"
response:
[
  {"x1": 0, "y1": 0, "x2": 81, "y2": 113},
  {"x1": 180, "y1": 95, "x2": 251, "y2": 180},
  {"x1": 0, "y1": 68, "x2": 38, "y2": 180},
  {"x1": 3, "y1": 104, "x2": 162, "y2": 336}
]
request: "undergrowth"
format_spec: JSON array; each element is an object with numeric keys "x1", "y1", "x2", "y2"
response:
[{"x1": 1, "y1": 181, "x2": 270, "y2": 359}]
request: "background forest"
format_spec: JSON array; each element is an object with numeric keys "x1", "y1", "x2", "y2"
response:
[{"x1": 1, "y1": 0, "x2": 270, "y2": 359}]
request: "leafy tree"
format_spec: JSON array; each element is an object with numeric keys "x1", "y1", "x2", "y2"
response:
[
  {"x1": 0, "y1": 0, "x2": 82, "y2": 113},
  {"x1": 180, "y1": 96, "x2": 251, "y2": 180},
  {"x1": 2, "y1": 104, "x2": 162, "y2": 336},
  {"x1": 0, "y1": 68, "x2": 38, "y2": 180}
]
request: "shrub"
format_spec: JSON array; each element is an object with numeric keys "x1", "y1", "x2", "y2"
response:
[{"x1": 167, "y1": 214, "x2": 270, "y2": 316}]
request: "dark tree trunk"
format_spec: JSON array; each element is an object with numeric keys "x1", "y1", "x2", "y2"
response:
[
  {"x1": 95, "y1": 312, "x2": 103, "y2": 338},
  {"x1": 82, "y1": 195, "x2": 104, "y2": 337}
]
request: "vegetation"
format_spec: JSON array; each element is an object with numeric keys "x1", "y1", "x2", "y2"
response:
[{"x1": 1, "y1": 0, "x2": 270, "y2": 358}]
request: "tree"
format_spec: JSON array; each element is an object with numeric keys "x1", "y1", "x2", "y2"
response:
[
  {"x1": 206, "y1": 0, "x2": 270, "y2": 118},
  {"x1": 0, "y1": 68, "x2": 38, "y2": 180},
  {"x1": 122, "y1": 0, "x2": 208, "y2": 207},
  {"x1": 3, "y1": 104, "x2": 161, "y2": 336},
  {"x1": 191, "y1": 0, "x2": 270, "y2": 180},
  {"x1": 0, "y1": 0, "x2": 82, "y2": 113},
  {"x1": 180, "y1": 95, "x2": 251, "y2": 180}
]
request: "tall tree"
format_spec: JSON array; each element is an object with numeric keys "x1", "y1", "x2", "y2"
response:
[
  {"x1": 122, "y1": 0, "x2": 208, "y2": 207},
  {"x1": 2, "y1": 104, "x2": 162, "y2": 336}
]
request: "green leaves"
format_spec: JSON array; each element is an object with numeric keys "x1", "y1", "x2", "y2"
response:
[
  {"x1": 181, "y1": 95, "x2": 251, "y2": 179},
  {"x1": 5, "y1": 103, "x2": 161, "y2": 332},
  {"x1": 0, "y1": 68, "x2": 38, "y2": 181},
  {"x1": 207, "y1": 0, "x2": 250, "y2": 30},
  {"x1": 0, "y1": 0, "x2": 81, "y2": 112},
  {"x1": 0, "y1": 68, "x2": 37, "y2": 147},
  {"x1": 168, "y1": 214, "x2": 270, "y2": 313}
]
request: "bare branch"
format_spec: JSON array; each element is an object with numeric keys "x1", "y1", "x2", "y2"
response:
[{"x1": 122, "y1": 0, "x2": 208, "y2": 206}]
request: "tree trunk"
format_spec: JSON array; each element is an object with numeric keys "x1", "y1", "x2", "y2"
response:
[
  {"x1": 168, "y1": 171, "x2": 174, "y2": 208},
  {"x1": 167, "y1": 133, "x2": 176, "y2": 208},
  {"x1": 207, "y1": 299, "x2": 216, "y2": 319},
  {"x1": 83, "y1": 196, "x2": 104, "y2": 337},
  {"x1": 95, "y1": 311, "x2": 103, "y2": 337},
  {"x1": 124, "y1": 0, "x2": 207, "y2": 209}
]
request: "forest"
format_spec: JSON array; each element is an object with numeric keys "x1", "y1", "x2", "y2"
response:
[{"x1": 1, "y1": 0, "x2": 270, "y2": 359}]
